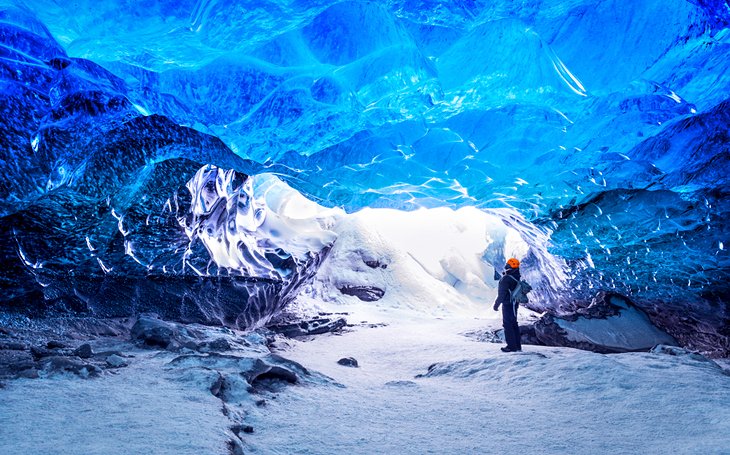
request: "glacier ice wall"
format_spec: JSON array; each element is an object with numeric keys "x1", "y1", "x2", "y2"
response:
[{"x1": 0, "y1": 0, "x2": 729, "y2": 352}]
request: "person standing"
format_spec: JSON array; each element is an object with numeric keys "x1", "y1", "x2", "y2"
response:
[{"x1": 493, "y1": 258, "x2": 522, "y2": 352}]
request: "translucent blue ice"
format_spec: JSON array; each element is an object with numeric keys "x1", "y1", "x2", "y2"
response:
[{"x1": 0, "y1": 0, "x2": 728, "y2": 346}]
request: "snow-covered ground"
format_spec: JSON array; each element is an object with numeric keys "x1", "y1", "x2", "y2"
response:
[
  {"x1": 1, "y1": 306, "x2": 728, "y2": 455},
  {"x1": 246, "y1": 307, "x2": 730, "y2": 454},
  {"x1": 0, "y1": 342, "x2": 230, "y2": 455}
]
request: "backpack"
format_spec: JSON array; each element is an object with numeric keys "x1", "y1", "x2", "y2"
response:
[{"x1": 507, "y1": 275, "x2": 532, "y2": 305}]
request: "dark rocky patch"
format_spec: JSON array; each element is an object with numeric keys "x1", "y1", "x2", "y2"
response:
[
  {"x1": 30, "y1": 346, "x2": 64, "y2": 360},
  {"x1": 268, "y1": 317, "x2": 347, "y2": 337},
  {"x1": 1, "y1": 333, "x2": 123, "y2": 379},
  {"x1": 210, "y1": 373, "x2": 225, "y2": 398},
  {"x1": 227, "y1": 438, "x2": 245, "y2": 455},
  {"x1": 167, "y1": 350, "x2": 320, "y2": 398},
  {"x1": 247, "y1": 361, "x2": 300, "y2": 391},
  {"x1": 518, "y1": 324, "x2": 542, "y2": 346},
  {"x1": 338, "y1": 285, "x2": 385, "y2": 302},
  {"x1": 73, "y1": 343, "x2": 93, "y2": 359},
  {"x1": 130, "y1": 314, "x2": 197, "y2": 349},
  {"x1": 534, "y1": 292, "x2": 676, "y2": 354},
  {"x1": 105, "y1": 354, "x2": 128, "y2": 368},
  {"x1": 39, "y1": 356, "x2": 102, "y2": 377},
  {"x1": 364, "y1": 259, "x2": 387, "y2": 269},
  {"x1": 232, "y1": 424, "x2": 255, "y2": 435},
  {"x1": 337, "y1": 357, "x2": 359, "y2": 367},
  {"x1": 0, "y1": 348, "x2": 36, "y2": 379}
]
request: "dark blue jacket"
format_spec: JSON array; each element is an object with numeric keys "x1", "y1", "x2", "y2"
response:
[{"x1": 495, "y1": 267, "x2": 521, "y2": 307}]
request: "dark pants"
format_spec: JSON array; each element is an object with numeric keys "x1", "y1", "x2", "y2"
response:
[{"x1": 502, "y1": 303, "x2": 521, "y2": 351}]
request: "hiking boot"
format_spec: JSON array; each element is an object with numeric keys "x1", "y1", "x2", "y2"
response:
[{"x1": 501, "y1": 347, "x2": 520, "y2": 352}]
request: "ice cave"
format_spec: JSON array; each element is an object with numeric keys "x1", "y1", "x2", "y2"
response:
[{"x1": 1, "y1": 1, "x2": 729, "y2": 454}]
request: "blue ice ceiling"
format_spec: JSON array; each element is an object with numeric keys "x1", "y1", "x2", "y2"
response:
[
  {"x1": 1, "y1": 1, "x2": 729, "y2": 352},
  {"x1": 16, "y1": 0, "x2": 727, "y2": 208}
]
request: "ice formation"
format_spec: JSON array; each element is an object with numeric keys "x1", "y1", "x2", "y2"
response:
[
  {"x1": 0, "y1": 0, "x2": 728, "y2": 352},
  {"x1": 297, "y1": 206, "x2": 566, "y2": 317}
]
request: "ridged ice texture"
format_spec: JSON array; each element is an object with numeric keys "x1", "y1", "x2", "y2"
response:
[
  {"x1": 0, "y1": 1, "x2": 729, "y2": 350},
  {"x1": 0, "y1": 2, "x2": 332, "y2": 328}
]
